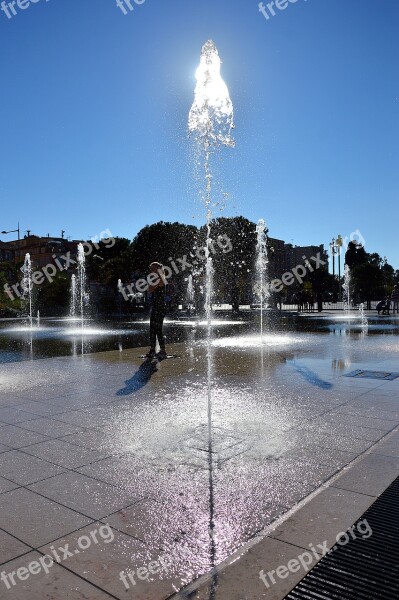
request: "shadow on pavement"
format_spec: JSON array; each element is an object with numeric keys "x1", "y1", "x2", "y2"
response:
[
  {"x1": 116, "y1": 358, "x2": 159, "y2": 395},
  {"x1": 290, "y1": 362, "x2": 333, "y2": 389}
]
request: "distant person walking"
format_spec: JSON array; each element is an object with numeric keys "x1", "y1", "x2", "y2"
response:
[
  {"x1": 376, "y1": 299, "x2": 391, "y2": 315},
  {"x1": 146, "y1": 262, "x2": 168, "y2": 359},
  {"x1": 391, "y1": 284, "x2": 399, "y2": 314}
]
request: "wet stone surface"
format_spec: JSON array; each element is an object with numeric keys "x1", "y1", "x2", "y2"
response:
[{"x1": 0, "y1": 320, "x2": 398, "y2": 598}]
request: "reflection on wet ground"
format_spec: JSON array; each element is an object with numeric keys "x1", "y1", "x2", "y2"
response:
[
  {"x1": 0, "y1": 314, "x2": 399, "y2": 598},
  {"x1": 2, "y1": 311, "x2": 399, "y2": 363}
]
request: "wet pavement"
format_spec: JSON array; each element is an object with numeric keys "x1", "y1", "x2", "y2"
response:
[
  {"x1": 2, "y1": 310, "x2": 399, "y2": 363},
  {"x1": 0, "y1": 327, "x2": 399, "y2": 598}
]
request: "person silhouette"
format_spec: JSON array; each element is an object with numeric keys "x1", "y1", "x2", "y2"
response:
[{"x1": 146, "y1": 262, "x2": 168, "y2": 359}]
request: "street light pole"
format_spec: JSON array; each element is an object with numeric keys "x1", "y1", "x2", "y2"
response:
[
  {"x1": 1, "y1": 223, "x2": 20, "y2": 243},
  {"x1": 1, "y1": 224, "x2": 21, "y2": 261}
]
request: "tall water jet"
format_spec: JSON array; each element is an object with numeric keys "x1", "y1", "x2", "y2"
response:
[
  {"x1": 77, "y1": 243, "x2": 89, "y2": 329},
  {"x1": 70, "y1": 274, "x2": 77, "y2": 317},
  {"x1": 21, "y1": 253, "x2": 33, "y2": 329},
  {"x1": 343, "y1": 264, "x2": 351, "y2": 314},
  {"x1": 189, "y1": 40, "x2": 235, "y2": 590},
  {"x1": 255, "y1": 219, "x2": 269, "y2": 339},
  {"x1": 189, "y1": 39, "x2": 235, "y2": 332}
]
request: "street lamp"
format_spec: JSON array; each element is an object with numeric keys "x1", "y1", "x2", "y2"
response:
[
  {"x1": 330, "y1": 238, "x2": 339, "y2": 302},
  {"x1": 1, "y1": 223, "x2": 20, "y2": 242}
]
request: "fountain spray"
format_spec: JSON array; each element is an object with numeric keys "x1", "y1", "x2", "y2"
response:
[
  {"x1": 21, "y1": 253, "x2": 33, "y2": 329},
  {"x1": 77, "y1": 243, "x2": 88, "y2": 330},
  {"x1": 189, "y1": 40, "x2": 235, "y2": 592},
  {"x1": 70, "y1": 274, "x2": 77, "y2": 317},
  {"x1": 189, "y1": 40, "x2": 235, "y2": 333},
  {"x1": 359, "y1": 302, "x2": 369, "y2": 329},
  {"x1": 343, "y1": 264, "x2": 351, "y2": 315},
  {"x1": 256, "y1": 219, "x2": 269, "y2": 339}
]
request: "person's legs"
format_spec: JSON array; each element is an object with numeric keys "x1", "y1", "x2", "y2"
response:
[
  {"x1": 149, "y1": 309, "x2": 157, "y2": 352},
  {"x1": 155, "y1": 310, "x2": 166, "y2": 351}
]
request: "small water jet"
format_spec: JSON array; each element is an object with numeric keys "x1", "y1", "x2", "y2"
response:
[
  {"x1": 255, "y1": 218, "x2": 269, "y2": 339},
  {"x1": 21, "y1": 253, "x2": 33, "y2": 329},
  {"x1": 187, "y1": 274, "x2": 195, "y2": 315},
  {"x1": 359, "y1": 302, "x2": 369, "y2": 329},
  {"x1": 70, "y1": 274, "x2": 77, "y2": 317},
  {"x1": 117, "y1": 279, "x2": 124, "y2": 319},
  {"x1": 343, "y1": 264, "x2": 351, "y2": 314},
  {"x1": 77, "y1": 243, "x2": 89, "y2": 329}
]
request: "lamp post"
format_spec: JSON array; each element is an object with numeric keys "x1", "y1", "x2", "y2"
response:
[
  {"x1": 1, "y1": 225, "x2": 21, "y2": 264},
  {"x1": 1, "y1": 223, "x2": 20, "y2": 242},
  {"x1": 330, "y1": 238, "x2": 339, "y2": 303}
]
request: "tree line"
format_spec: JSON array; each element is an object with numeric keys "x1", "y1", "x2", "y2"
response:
[{"x1": 0, "y1": 218, "x2": 397, "y2": 316}]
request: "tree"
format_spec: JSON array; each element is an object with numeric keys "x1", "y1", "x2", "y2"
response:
[
  {"x1": 36, "y1": 273, "x2": 69, "y2": 316},
  {"x1": 130, "y1": 222, "x2": 198, "y2": 302},
  {"x1": 197, "y1": 216, "x2": 256, "y2": 312},
  {"x1": 345, "y1": 242, "x2": 367, "y2": 269},
  {"x1": 85, "y1": 237, "x2": 132, "y2": 283},
  {"x1": 344, "y1": 244, "x2": 395, "y2": 306},
  {"x1": 0, "y1": 261, "x2": 22, "y2": 315}
]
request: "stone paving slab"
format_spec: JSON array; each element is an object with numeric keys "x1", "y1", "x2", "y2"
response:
[
  {"x1": 28, "y1": 471, "x2": 142, "y2": 521},
  {"x1": 370, "y1": 430, "x2": 399, "y2": 458},
  {"x1": 0, "y1": 450, "x2": 66, "y2": 485},
  {"x1": 332, "y1": 453, "x2": 399, "y2": 496},
  {"x1": 0, "y1": 550, "x2": 115, "y2": 599},
  {"x1": 0, "y1": 529, "x2": 31, "y2": 565},
  {"x1": 269, "y1": 486, "x2": 375, "y2": 548},
  {"x1": 0, "y1": 425, "x2": 50, "y2": 449},
  {"x1": 0, "y1": 475, "x2": 19, "y2": 493},
  {"x1": 22, "y1": 438, "x2": 111, "y2": 469},
  {"x1": 38, "y1": 523, "x2": 179, "y2": 600},
  {"x1": 0, "y1": 487, "x2": 93, "y2": 548}
]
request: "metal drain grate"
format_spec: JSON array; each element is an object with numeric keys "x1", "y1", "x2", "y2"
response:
[
  {"x1": 344, "y1": 369, "x2": 399, "y2": 380},
  {"x1": 284, "y1": 476, "x2": 399, "y2": 599}
]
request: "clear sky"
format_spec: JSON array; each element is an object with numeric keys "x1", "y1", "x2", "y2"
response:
[{"x1": 0, "y1": 0, "x2": 398, "y2": 267}]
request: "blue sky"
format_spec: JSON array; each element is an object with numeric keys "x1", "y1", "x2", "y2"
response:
[{"x1": 0, "y1": 0, "x2": 398, "y2": 267}]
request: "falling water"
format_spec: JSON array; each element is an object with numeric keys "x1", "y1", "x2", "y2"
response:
[
  {"x1": 37, "y1": 310, "x2": 40, "y2": 328},
  {"x1": 255, "y1": 219, "x2": 269, "y2": 339},
  {"x1": 359, "y1": 302, "x2": 369, "y2": 328},
  {"x1": 70, "y1": 274, "x2": 77, "y2": 317},
  {"x1": 189, "y1": 40, "x2": 235, "y2": 591},
  {"x1": 343, "y1": 264, "x2": 351, "y2": 314},
  {"x1": 21, "y1": 253, "x2": 33, "y2": 329},
  {"x1": 77, "y1": 243, "x2": 89, "y2": 330}
]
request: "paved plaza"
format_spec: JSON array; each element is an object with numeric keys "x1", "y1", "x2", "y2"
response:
[{"x1": 0, "y1": 332, "x2": 398, "y2": 599}]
